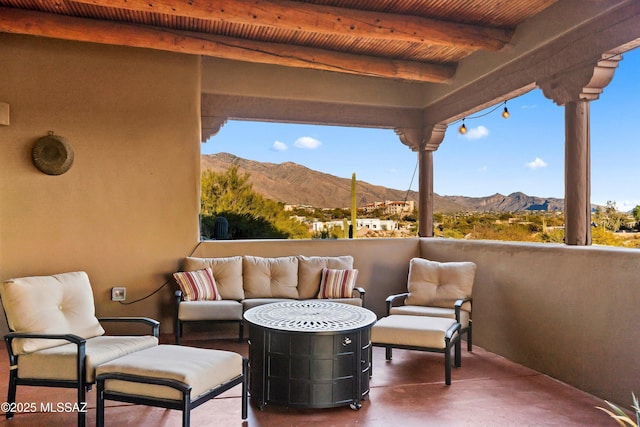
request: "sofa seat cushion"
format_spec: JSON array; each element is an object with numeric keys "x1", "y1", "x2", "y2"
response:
[
  {"x1": 241, "y1": 298, "x2": 295, "y2": 311},
  {"x1": 405, "y1": 258, "x2": 476, "y2": 311},
  {"x1": 371, "y1": 315, "x2": 457, "y2": 349},
  {"x1": 324, "y1": 297, "x2": 362, "y2": 307},
  {"x1": 178, "y1": 300, "x2": 243, "y2": 321},
  {"x1": 389, "y1": 305, "x2": 469, "y2": 328},
  {"x1": 183, "y1": 256, "x2": 244, "y2": 300},
  {"x1": 242, "y1": 256, "x2": 299, "y2": 299},
  {"x1": 17, "y1": 335, "x2": 159, "y2": 383},
  {"x1": 96, "y1": 345, "x2": 243, "y2": 401},
  {"x1": 297, "y1": 255, "x2": 354, "y2": 299},
  {"x1": 0, "y1": 271, "x2": 105, "y2": 355}
]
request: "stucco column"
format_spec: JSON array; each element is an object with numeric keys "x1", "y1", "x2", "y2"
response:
[
  {"x1": 395, "y1": 124, "x2": 446, "y2": 237},
  {"x1": 564, "y1": 101, "x2": 591, "y2": 245},
  {"x1": 538, "y1": 52, "x2": 620, "y2": 245},
  {"x1": 418, "y1": 149, "x2": 434, "y2": 237}
]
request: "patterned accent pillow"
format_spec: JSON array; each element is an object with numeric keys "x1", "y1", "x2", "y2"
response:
[
  {"x1": 317, "y1": 268, "x2": 358, "y2": 299},
  {"x1": 173, "y1": 268, "x2": 221, "y2": 301}
]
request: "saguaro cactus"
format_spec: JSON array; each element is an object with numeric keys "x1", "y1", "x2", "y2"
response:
[
  {"x1": 213, "y1": 216, "x2": 229, "y2": 239},
  {"x1": 350, "y1": 173, "x2": 356, "y2": 238}
]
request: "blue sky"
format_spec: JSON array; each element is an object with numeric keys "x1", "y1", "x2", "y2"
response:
[{"x1": 203, "y1": 48, "x2": 640, "y2": 212}]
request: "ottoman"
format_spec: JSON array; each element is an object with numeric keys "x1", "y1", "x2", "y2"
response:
[
  {"x1": 95, "y1": 345, "x2": 247, "y2": 427},
  {"x1": 371, "y1": 315, "x2": 461, "y2": 385}
]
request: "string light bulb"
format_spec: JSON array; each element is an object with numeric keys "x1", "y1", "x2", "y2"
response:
[
  {"x1": 502, "y1": 102, "x2": 510, "y2": 119},
  {"x1": 458, "y1": 119, "x2": 467, "y2": 135}
]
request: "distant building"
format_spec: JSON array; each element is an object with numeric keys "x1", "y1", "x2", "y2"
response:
[
  {"x1": 284, "y1": 204, "x2": 314, "y2": 212},
  {"x1": 362, "y1": 200, "x2": 414, "y2": 216},
  {"x1": 312, "y1": 218, "x2": 396, "y2": 233}
]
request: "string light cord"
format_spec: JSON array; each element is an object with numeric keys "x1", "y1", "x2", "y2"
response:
[
  {"x1": 118, "y1": 241, "x2": 202, "y2": 305},
  {"x1": 451, "y1": 101, "x2": 507, "y2": 126},
  {"x1": 451, "y1": 50, "x2": 624, "y2": 128},
  {"x1": 404, "y1": 157, "x2": 419, "y2": 204}
]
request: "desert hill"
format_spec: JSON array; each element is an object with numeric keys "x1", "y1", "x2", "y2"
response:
[{"x1": 201, "y1": 153, "x2": 564, "y2": 212}]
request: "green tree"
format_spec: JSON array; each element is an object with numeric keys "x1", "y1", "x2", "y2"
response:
[
  {"x1": 632, "y1": 205, "x2": 640, "y2": 223},
  {"x1": 200, "y1": 165, "x2": 310, "y2": 239},
  {"x1": 593, "y1": 201, "x2": 625, "y2": 232}
]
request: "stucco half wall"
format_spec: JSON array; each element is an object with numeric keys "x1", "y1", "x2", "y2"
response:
[
  {"x1": 193, "y1": 237, "x2": 421, "y2": 317},
  {"x1": 420, "y1": 238, "x2": 640, "y2": 410}
]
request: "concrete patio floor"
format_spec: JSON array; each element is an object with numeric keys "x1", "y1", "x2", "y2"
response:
[{"x1": 0, "y1": 334, "x2": 617, "y2": 427}]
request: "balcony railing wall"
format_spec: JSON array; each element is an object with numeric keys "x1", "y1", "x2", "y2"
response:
[{"x1": 196, "y1": 237, "x2": 640, "y2": 408}]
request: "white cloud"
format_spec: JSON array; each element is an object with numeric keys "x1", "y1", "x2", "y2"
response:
[
  {"x1": 463, "y1": 125, "x2": 489, "y2": 140},
  {"x1": 526, "y1": 157, "x2": 548, "y2": 170},
  {"x1": 478, "y1": 165, "x2": 488, "y2": 173},
  {"x1": 272, "y1": 141, "x2": 287, "y2": 151},
  {"x1": 615, "y1": 201, "x2": 640, "y2": 212},
  {"x1": 294, "y1": 136, "x2": 322, "y2": 149}
]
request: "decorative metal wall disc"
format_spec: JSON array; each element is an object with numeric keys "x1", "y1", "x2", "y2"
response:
[{"x1": 32, "y1": 133, "x2": 74, "y2": 175}]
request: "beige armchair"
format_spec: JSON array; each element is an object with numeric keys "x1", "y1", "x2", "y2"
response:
[
  {"x1": 0, "y1": 271, "x2": 159, "y2": 427},
  {"x1": 386, "y1": 258, "x2": 476, "y2": 351}
]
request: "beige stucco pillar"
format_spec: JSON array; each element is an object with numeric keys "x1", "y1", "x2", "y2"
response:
[
  {"x1": 396, "y1": 124, "x2": 446, "y2": 237},
  {"x1": 538, "y1": 53, "x2": 621, "y2": 245},
  {"x1": 564, "y1": 101, "x2": 591, "y2": 245}
]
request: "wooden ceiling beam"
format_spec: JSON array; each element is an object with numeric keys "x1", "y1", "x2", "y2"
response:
[
  {"x1": 73, "y1": 0, "x2": 513, "y2": 51},
  {"x1": 0, "y1": 7, "x2": 455, "y2": 83}
]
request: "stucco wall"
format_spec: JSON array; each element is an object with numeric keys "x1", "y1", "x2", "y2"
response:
[
  {"x1": 194, "y1": 238, "x2": 420, "y2": 317},
  {"x1": 0, "y1": 34, "x2": 201, "y2": 330},
  {"x1": 420, "y1": 238, "x2": 640, "y2": 409}
]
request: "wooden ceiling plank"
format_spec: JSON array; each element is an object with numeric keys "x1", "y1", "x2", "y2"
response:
[
  {"x1": 0, "y1": 7, "x2": 455, "y2": 83},
  {"x1": 72, "y1": 0, "x2": 513, "y2": 51}
]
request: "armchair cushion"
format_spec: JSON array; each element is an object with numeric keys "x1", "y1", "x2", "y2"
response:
[
  {"x1": 317, "y1": 268, "x2": 359, "y2": 299},
  {"x1": 17, "y1": 335, "x2": 159, "y2": 383},
  {"x1": 183, "y1": 256, "x2": 244, "y2": 300},
  {"x1": 405, "y1": 258, "x2": 476, "y2": 311},
  {"x1": 389, "y1": 305, "x2": 470, "y2": 328},
  {"x1": 173, "y1": 268, "x2": 221, "y2": 301},
  {"x1": 0, "y1": 271, "x2": 105, "y2": 355},
  {"x1": 242, "y1": 256, "x2": 299, "y2": 299},
  {"x1": 297, "y1": 255, "x2": 354, "y2": 299}
]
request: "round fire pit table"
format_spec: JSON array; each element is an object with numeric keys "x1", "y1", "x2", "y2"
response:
[{"x1": 244, "y1": 300, "x2": 377, "y2": 410}]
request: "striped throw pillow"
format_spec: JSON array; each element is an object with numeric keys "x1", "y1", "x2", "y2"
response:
[
  {"x1": 318, "y1": 268, "x2": 358, "y2": 299},
  {"x1": 173, "y1": 268, "x2": 221, "y2": 301}
]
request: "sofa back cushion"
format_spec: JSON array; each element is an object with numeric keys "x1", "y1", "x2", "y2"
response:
[
  {"x1": 0, "y1": 271, "x2": 105, "y2": 355},
  {"x1": 183, "y1": 256, "x2": 244, "y2": 300},
  {"x1": 405, "y1": 258, "x2": 476, "y2": 311},
  {"x1": 243, "y1": 256, "x2": 299, "y2": 299},
  {"x1": 297, "y1": 255, "x2": 354, "y2": 299}
]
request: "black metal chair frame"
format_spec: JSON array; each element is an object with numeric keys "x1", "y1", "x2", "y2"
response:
[
  {"x1": 372, "y1": 321, "x2": 461, "y2": 385},
  {"x1": 174, "y1": 290, "x2": 244, "y2": 344},
  {"x1": 96, "y1": 357, "x2": 248, "y2": 427},
  {"x1": 3, "y1": 317, "x2": 159, "y2": 427},
  {"x1": 386, "y1": 293, "x2": 473, "y2": 351}
]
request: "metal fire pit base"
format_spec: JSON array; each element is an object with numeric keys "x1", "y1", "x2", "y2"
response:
[{"x1": 244, "y1": 301, "x2": 377, "y2": 410}]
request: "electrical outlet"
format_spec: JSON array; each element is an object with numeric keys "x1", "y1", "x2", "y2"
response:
[{"x1": 111, "y1": 287, "x2": 126, "y2": 301}]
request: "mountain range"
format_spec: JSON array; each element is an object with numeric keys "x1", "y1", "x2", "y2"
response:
[{"x1": 201, "y1": 153, "x2": 565, "y2": 212}]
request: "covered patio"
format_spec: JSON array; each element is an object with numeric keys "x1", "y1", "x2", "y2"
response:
[
  {"x1": 1, "y1": 0, "x2": 639, "y2": 425},
  {"x1": 0, "y1": 334, "x2": 615, "y2": 426}
]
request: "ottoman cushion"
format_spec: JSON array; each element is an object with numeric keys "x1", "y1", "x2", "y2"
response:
[
  {"x1": 372, "y1": 315, "x2": 457, "y2": 349},
  {"x1": 389, "y1": 305, "x2": 470, "y2": 328},
  {"x1": 96, "y1": 345, "x2": 242, "y2": 401}
]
